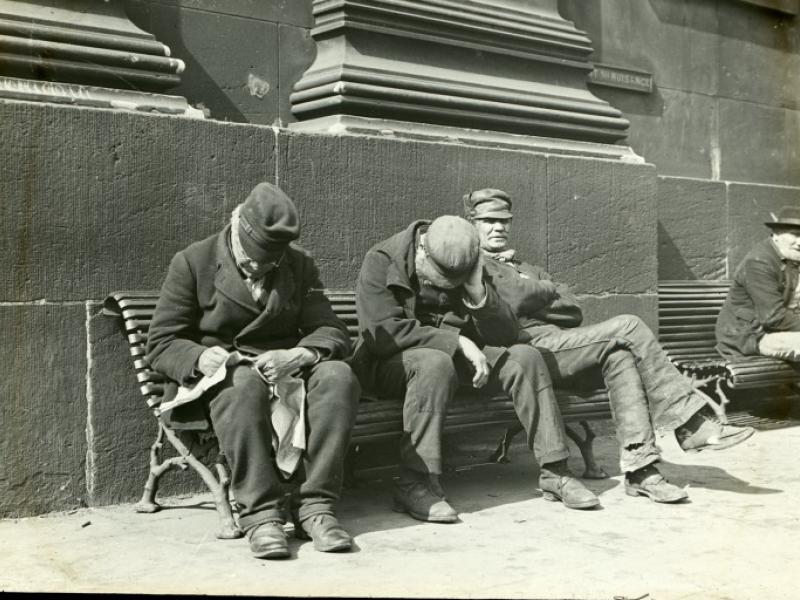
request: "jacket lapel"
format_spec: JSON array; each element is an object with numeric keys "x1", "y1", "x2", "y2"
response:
[
  {"x1": 237, "y1": 253, "x2": 297, "y2": 340},
  {"x1": 213, "y1": 227, "x2": 261, "y2": 317}
]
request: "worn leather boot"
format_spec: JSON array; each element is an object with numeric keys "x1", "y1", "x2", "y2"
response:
[
  {"x1": 625, "y1": 463, "x2": 688, "y2": 503},
  {"x1": 247, "y1": 521, "x2": 289, "y2": 559},
  {"x1": 539, "y1": 459, "x2": 600, "y2": 510},
  {"x1": 296, "y1": 513, "x2": 353, "y2": 553},
  {"x1": 675, "y1": 406, "x2": 755, "y2": 453},
  {"x1": 392, "y1": 469, "x2": 458, "y2": 523}
]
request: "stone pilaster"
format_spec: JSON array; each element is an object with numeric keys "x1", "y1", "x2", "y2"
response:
[
  {"x1": 0, "y1": 0, "x2": 202, "y2": 118},
  {"x1": 290, "y1": 0, "x2": 639, "y2": 160}
]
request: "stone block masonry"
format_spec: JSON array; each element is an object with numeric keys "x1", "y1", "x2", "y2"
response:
[{"x1": 1, "y1": 100, "x2": 657, "y2": 516}]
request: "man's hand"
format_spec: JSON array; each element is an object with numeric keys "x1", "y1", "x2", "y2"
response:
[
  {"x1": 536, "y1": 279, "x2": 558, "y2": 302},
  {"x1": 462, "y1": 253, "x2": 486, "y2": 306},
  {"x1": 254, "y1": 347, "x2": 317, "y2": 382},
  {"x1": 197, "y1": 346, "x2": 230, "y2": 376},
  {"x1": 457, "y1": 335, "x2": 489, "y2": 388}
]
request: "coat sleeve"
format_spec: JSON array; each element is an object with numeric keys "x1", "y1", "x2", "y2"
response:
[
  {"x1": 146, "y1": 252, "x2": 208, "y2": 385},
  {"x1": 530, "y1": 266, "x2": 583, "y2": 328},
  {"x1": 356, "y1": 250, "x2": 460, "y2": 359},
  {"x1": 742, "y1": 257, "x2": 800, "y2": 332},
  {"x1": 296, "y1": 256, "x2": 352, "y2": 359},
  {"x1": 466, "y1": 279, "x2": 521, "y2": 347}
]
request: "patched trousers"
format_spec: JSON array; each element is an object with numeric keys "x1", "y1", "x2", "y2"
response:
[
  {"x1": 522, "y1": 315, "x2": 707, "y2": 472},
  {"x1": 372, "y1": 344, "x2": 571, "y2": 475},
  {"x1": 208, "y1": 360, "x2": 359, "y2": 532}
]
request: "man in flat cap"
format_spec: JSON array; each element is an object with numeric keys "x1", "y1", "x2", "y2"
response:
[
  {"x1": 464, "y1": 188, "x2": 755, "y2": 504},
  {"x1": 717, "y1": 206, "x2": 800, "y2": 360},
  {"x1": 147, "y1": 182, "x2": 360, "y2": 559},
  {"x1": 354, "y1": 215, "x2": 600, "y2": 522}
]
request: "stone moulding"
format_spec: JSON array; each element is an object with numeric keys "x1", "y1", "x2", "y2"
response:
[
  {"x1": 0, "y1": 0, "x2": 201, "y2": 117},
  {"x1": 291, "y1": 0, "x2": 633, "y2": 151}
]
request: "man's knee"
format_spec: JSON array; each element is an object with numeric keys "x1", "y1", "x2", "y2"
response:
[
  {"x1": 506, "y1": 344, "x2": 548, "y2": 379},
  {"x1": 405, "y1": 348, "x2": 459, "y2": 386},
  {"x1": 310, "y1": 360, "x2": 361, "y2": 399}
]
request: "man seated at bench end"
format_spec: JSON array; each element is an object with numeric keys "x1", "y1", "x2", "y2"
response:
[
  {"x1": 464, "y1": 187, "x2": 755, "y2": 504},
  {"x1": 717, "y1": 205, "x2": 800, "y2": 362},
  {"x1": 353, "y1": 215, "x2": 601, "y2": 521},
  {"x1": 146, "y1": 182, "x2": 360, "y2": 560}
]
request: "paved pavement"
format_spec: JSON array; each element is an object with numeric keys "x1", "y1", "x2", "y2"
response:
[{"x1": 2, "y1": 410, "x2": 799, "y2": 599}]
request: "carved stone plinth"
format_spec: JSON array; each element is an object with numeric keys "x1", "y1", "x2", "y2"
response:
[
  {"x1": 291, "y1": 0, "x2": 637, "y2": 159},
  {"x1": 0, "y1": 0, "x2": 202, "y2": 118}
]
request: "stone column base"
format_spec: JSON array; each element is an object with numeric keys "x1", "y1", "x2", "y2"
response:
[{"x1": 0, "y1": 76, "x2": 204, "y2": 118}]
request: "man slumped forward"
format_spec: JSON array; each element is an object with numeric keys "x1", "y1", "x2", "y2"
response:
[
  {"x1": 354, "y1": 215, "x2": 600, "y2": 521},
  {"x1": 717, "y1": 206, "x2": 800, "y2": 361},
  {"x1": 463, "y1": 188, "x2": 755, "y2": 504},
  {"x1": 147, "y1": 182, "x2": 360, "y2": 559}
]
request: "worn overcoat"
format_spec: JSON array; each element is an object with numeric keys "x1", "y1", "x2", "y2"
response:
[
  {"x1": 716, "y1": 237, "x2": 800, "y2": 357},
  {"x1": 147, "y1": 225, "x2": 351, "y2": 429},
  {"x1": 352, "y1": 220, "x2": 521, "y2": 391}
]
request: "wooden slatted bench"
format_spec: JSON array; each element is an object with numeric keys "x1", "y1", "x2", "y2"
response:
[
  {"x1": 658, "y1": 280, "x2": 800, "y2": 419},
  {"x1": 103, "y1": 289, "x2": 611, "y2": 538}
]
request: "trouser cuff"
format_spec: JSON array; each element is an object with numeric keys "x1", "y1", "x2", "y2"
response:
[
  {"x1": 296, "y1": 501, "x2": 335, "y2": 523},
  {"x1": 238, "y1": 509, "x2": 286, "y2": 533},
  {"x1": 537, "y1": 448, "x2": 570, "y2": 467}
]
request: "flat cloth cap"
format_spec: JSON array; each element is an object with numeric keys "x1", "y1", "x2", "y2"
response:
[
  {"x1": 238, "y1": 182, "x2": 300, "y2": 262},
  {"x1": 423, "y1": 216, "x2": 480, "y2": 285},
  {"x1": 463, "y1": 188, "x2": 513, "y2": 220}
]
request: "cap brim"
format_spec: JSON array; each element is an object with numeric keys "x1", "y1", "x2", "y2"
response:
[
  {"x1": 422, "y1": 258, "x2": 472, "y2": 289},
  {"x1": 766, "y1": 221, "x2": 800, "y2": 230},
  {"x1": 239, "y1": 226, "x2": 288, "y2": 263},
  {"x1": 473, "y1": 210, "x2": 512, "y2": 220}
]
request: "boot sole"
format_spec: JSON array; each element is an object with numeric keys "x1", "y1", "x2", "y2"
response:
[
  {"x1": 541, "y1": 490, "x2": 600, "y2": 510},
  {"x1": 625, "y1": 485, "x2": 688, "y2": 504},
  {"x1": 392, "y1": 500, "x2": 459, "y2": 523},
  {"x1": 682, "y1": 427, "x2": 755, "y2": 453},
  {"x1": 251, "y1": 546, "x2": 290, "y2": 559}
]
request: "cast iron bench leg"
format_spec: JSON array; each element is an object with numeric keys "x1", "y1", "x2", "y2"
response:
[
  {"x1": 488, "y1": 422, "x2": 524, "y2": 463},
  {"x1": 565, "y1": 421, "x2": 609, "y2": 479},
  {"x1": 134, "y1": 421, "x2": 171, "y2": 514}
]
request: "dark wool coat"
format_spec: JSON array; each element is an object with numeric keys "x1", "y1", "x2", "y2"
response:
[
  {"x1": 482, "y1": 255, "x2": 583, "y2": 331},
  {"x1": 352, "y1": 220, "x2": 520, "y2": 391},
  {"x1": 147, "y1": 226, "x2": 351, "y2": 429},
  {"x1": 716, "y1": 237, "x2": 800, "y2": 358}
]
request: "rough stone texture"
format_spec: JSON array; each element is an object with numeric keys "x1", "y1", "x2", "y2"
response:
[
  {"x1": 718, "y1": 99, "x2": 800, "y2": 187},
  {"x1": 593, "y1": 88, "x2": 715, "y2": 180},
  {"x1": 125, "y1": 1, "x2": 280, "y2": 124},
  {"x1": 87, "y1": 303, "x2": 205, "y2": 507},
  {"x1": 277, "y1": 132, "x2": 549, "y2": 288},
  {"x1": 546, "y1": 156, "x2": 657, "y2": 295},
  {"x1": 0, "y1": 304, "x2": 88, "y2": 518},
  {"x1": 658, "y1": 176, "x2": 727, "y2": 280},
  {"x1": 727, "y1": 182, "x2": 800, "y2": 271},
  {"x1": 718, "y1": 0, "x2": 800, "y2": 110},
  {"x1": 577, "y1": 294, "x2": 659, "y2": 333},
  {"x1": 0, "y1": 101, "x2": 275, "y2": 302}
]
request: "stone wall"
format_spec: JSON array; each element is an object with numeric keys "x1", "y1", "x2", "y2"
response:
[
  {"x1": 0, "y1": 100, "x2": 657, "y2": 516},
  {"x1": 561, "y1": 0, "x2": 800, "y2": 188}
]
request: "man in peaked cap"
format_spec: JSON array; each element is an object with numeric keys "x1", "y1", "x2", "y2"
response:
[
  {"x1": 464, "y1": 188, "x2": 755, "y2": 505},
  {"x1": 717, "y1": 205, "x2": 800, "y2": 360},
  {"x1": 147, "y1": 182, "x2": 360, "y2": 559},
  {"x1": 353, "y1": 215, "x2": 600, "y2": 522}
]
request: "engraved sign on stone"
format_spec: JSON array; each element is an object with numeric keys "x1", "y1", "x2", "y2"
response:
[{"x1": 588, "y1": 64, "x2": 654, "y2": 94}]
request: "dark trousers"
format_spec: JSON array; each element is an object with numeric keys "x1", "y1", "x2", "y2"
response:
[
  {"x1": 523, "y1": 314, "x2": 707, "y2": 472},
  {"x1": 373, "y1": 344, "x2": 570, "y2": 475},
  {"x1": 208, "y1": 360, "x2": 359, "y2": 532}
]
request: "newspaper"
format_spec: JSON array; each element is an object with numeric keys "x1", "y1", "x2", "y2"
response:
[{"x1": 154, "y1": 350, "x2": 307, "y2": 477}]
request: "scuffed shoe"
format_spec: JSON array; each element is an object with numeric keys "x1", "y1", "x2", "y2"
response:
[
  {"x1": 675, "y1": 407, "x2": 755, "y2": 453},
  {"x1": 247, "y1": 521, "x2": 289, "y2": 559},
  {"x1": 392, "y1": 474, "x2": 458, "y2": 523},
  {"x1": 539, "y1": 460, "x2": 600, "y2": 510},
  {"x1": 296, "y1": 513, "x2": 352, "y2": 553},
  {"x1": 625, "y1": 463, "x2": 688, "y2": 503}
]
